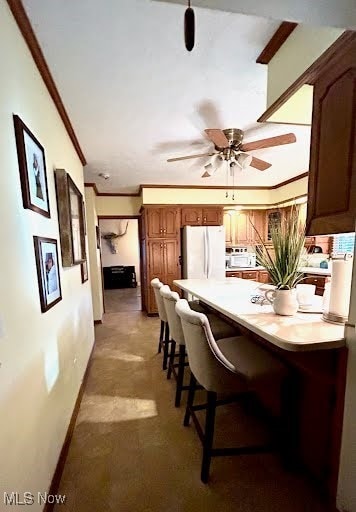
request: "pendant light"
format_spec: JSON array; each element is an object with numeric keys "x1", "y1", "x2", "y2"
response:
[{"x1": 184, "y1": 1, "x2": 195, "y2": 51}]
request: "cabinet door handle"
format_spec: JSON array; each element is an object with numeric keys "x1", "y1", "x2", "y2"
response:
[
  {"x1": 160, "y1": 243, "x2": 163, "y2": 248},
  {"x1": 160, "y1": 228, "x2": 163, "y2": 233},
  {"x1": 164, "y1": 229, "x2": 166, "y2": 233},
  {"x1": 197, "y1": 217, "x2": 200, "y2": 221},
  {"x1": 203, "y1": 217, "x2": 207, "y2": 222}
]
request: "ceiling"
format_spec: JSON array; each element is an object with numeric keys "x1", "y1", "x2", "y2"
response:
[{"x1": 23, "y1": 0, "x2": 312, "y2": 193}]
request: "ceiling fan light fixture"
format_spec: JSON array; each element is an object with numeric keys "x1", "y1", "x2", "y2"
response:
[
  {"x1": 203, "y1": 162, "x2": 215, "y2": 176},
  {"x1": 237, "y1": 153, "x2": 252, "y2": 169}
]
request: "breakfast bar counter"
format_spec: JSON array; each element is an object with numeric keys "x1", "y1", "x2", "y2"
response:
[
  {"x1": 174, "y1": 278, "x2": 347, "y2": 502},
  {"x1": 174, "y1": 278, "x2": 345, "y2": 351}
]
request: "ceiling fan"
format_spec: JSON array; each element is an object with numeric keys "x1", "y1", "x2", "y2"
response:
[{"x1": 167, "y1": 128, "x2": 297, "y2": 177}]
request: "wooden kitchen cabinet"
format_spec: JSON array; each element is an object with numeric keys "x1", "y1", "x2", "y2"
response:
[
  {"x1": 181, "y1": 207, "x2": 202, "y2": 226},
  {"x1": 258, "y1": 270, "x2": 270, "y2": 283},
  {"x1": 202, "y1": 207, "x2": 223, "y2": 225},
  {"x1": 146, "y1": 207, "x2": 180, "y2": 238},
  {"x1": 181, "y1": 207, "x2": 222, "y2": 226},
  {"x1": 307, "y1": 34, "x2": 356, "y2": 235},
  {"x1": 241, "y1": 270, "x2": 258, "y2": 281},
  {"x1": 251, "y1": 210, "x2": 267, "y2": 243},
  {"x1": 304, "y1": 274, "x2": 327, "y2": 296},
  {"x1": 226, "y1": 270, "x2": 242, "y2": 278},
  {"x1": 235, "y1": 211, "x2": 252, "y2": 245},
  {"x1": 146, "y1": 238, "x2": 180, "y2": 313},
  {"x1": 223, "y1": 211, "x2": 234, "y2": 245}
]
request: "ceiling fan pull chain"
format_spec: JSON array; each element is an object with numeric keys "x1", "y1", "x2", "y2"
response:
[
  {"x1": 225, "y1": 160, "x2": 229, "y2": 199},
  {"x1": 232, "y1": 163, "x2": 235, "y2": 201},
  {"x1": 184, "y1": 0, "x2": 195, "y2": 51}
]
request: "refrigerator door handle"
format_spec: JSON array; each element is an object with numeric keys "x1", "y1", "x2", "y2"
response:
[
  {"x1": 206, "y1": 227, "x2": 211, "y2": 278},
  {"x1": 203, "y1": 227, "x2": 208, "y2": 278}
]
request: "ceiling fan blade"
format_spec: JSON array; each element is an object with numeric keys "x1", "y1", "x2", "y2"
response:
[
  {"x1": 250, "y1": 156, "x2": 272, "y2": 171},
  {"x1": 204, "y1": 129, "x2": 229, "y2": 148},
  {"x1": 167, "y1": 152, "x2": 215, "y2": 162},
  {"x1": 241, "y1": 133, "x2": 296, "y2": 152}
]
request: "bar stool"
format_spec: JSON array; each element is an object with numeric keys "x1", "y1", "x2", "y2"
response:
[
  {"x1": 150, "y1": 278, "x2": 170, "y2": 370},
  {"x1": 175, "y1": 298, "x2": 287, "y2": 483},
  {"x1": 160, "y1": 285, "x2": 240, "y2": 406}
]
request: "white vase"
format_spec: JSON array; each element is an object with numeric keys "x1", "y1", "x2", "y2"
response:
[{"x1": 265, "y1": 288, "x2": 299, "y2": 316}]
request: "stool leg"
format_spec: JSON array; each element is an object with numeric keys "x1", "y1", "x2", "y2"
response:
[
  {"x1": 162, "y1": 322, "x2": 170, "y2": 370},
  {"x1": 175, "y1": 345, "x2": 186, "y2": 407},
  {"x1": 157, "y1": 320, "x2": 164, "y2": 354},
  {"x1": 184, "y1": 373, "x2": 197, "y2": 426},
  {"x1": 167, "y1": 339, "x2": 176, "y2": 380},
  {"x1": 201, "y1": 391, "x2": 217, "y2": 484}
]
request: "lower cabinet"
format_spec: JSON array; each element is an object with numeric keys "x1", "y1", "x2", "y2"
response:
[
  {"x1": 226, "y1": 269, "x2": 270, "y2": 282},
  {"x1": 303, "y1": 274, "x2": 327, "y2": 296}
]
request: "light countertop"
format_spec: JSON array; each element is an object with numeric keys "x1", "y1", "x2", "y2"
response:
[
  {"x1": 226, "y1": 266, "x2": 265, "y2": 272},
  {"x1": 174, "y1": 278, "x2": 345, "y2": 352},
  {"x1": 299, "y1": 266, "x2": 331, "y2": 276},
  {"x1": 226, "y1": 266, "x2": 331, "y2": 276}
]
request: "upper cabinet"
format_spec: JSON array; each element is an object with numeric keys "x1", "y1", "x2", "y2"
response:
[
  {"x1": 146, "y1": 207, "x2": 180, "y2": 238},
  {"x1": 181, "y1": 207, "x2": 223, "y2": 226},
  {"x1": 307, "y1": 35, "x2": 356, "y2": 235},
  {"x1": 202, "y1": 208, "x2": 223, "y2": 226},
  {"x1": 224, "y1": 210, "x2": 267, "y2": 246}
]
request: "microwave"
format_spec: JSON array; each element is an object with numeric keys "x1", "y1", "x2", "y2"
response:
[{"x1": 229, "y1": 253, "x2": 256, "y2": 268}]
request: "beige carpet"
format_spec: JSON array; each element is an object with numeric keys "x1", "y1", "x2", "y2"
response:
[{"x1": 54, "y1": 302, "x2": 330, "y2": 511}]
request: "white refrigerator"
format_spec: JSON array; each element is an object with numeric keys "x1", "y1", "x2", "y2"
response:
[{"x1": 182, "y1": 225, "x2": 226, "y2": 280}]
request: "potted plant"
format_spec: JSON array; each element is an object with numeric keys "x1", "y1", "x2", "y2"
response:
[{"x1": 252, "y1": 206, "x2": 306, "y2": 316}]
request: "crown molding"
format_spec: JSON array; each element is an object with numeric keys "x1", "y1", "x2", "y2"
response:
[{"x1": 6, "y1": 0, "x2": 86, "y2": 166}]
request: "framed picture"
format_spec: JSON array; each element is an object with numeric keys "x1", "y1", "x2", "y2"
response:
[
  {"x1": 96, "y1": 225, "x2": 101, "y2": 249},
  {"x1": 81, "y1": 260, "x2": 88, "y2": 283},
  {"x1": 13, "y1": 115, "x2": 50, "y2": 218},
  {"x1": 33, "y1": 236, "x2": 62, "y2": 312},
  {"x1": 55, "y1": 169, "x2": 86, "y2": 267}
]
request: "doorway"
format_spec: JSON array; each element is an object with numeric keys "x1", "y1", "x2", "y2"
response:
[{"x1": 99, "y1": 216, "x2": 141, "y2": 313}]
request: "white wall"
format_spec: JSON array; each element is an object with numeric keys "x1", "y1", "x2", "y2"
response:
[
  {"x1": 85, "y1": 188, "x2": 104, "y2": 321},
  {"x1": 99, "y1": 219, "x2": 141, "y2": 285},
  {"x1": 0, "y1": 3, "x2": 94, "y2": 509},
  {"x1": 95, "y1": 195, "x2": 142, "y2": 216}
]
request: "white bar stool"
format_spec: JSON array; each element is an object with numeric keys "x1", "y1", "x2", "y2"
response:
[{"x1": 176, "y1": 298, "x2": 288, "y2": 483}]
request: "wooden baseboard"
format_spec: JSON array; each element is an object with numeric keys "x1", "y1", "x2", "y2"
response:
[
  {"x1": 43, "y1": 341, "x2": 95, "y2": 512},
  {"x1": 94, "y1": 319, "x2": 103, "y2": 325}
]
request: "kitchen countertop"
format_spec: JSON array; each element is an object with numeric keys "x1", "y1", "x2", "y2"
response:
[
  {"x1": 226, "y1": 266, "x2": 266, "y2": 271},
  {"x1": 299, "y1": 266, "x2": 331, "y2": 276},
  {"x1": 226, "y1": 266, "x2": 331, "y2": 276},
  {"x1": 174, "y1": 278, "x2": 345, "y2": 352}
]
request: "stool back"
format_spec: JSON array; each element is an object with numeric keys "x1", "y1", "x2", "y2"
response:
[
  {"x1": 150, "y1": 278, "x2": 167, "y2": 322},
  {"x1": 175, "y1": 299, "x2": 238, "y2": 391},
  {"x1": 160, "y1": 285, "x2": 185, "y2": 345}
]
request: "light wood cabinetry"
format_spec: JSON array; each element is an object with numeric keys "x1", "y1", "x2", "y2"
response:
[
  {"x1": 251, "y1": 210, "x2": 267, "y2": 243},
  {"x1": 304, "y1": 274, "x2": 327, "y2": 296},
  {"x1": 181, "y1": 207, "x2": 223, "y2": 226},
  {"x1": 146, "y1": 238, "x2": 180, "y2": 313},
  {"x1": 224, "y1": 209, "x2": 266, "y2": 246},
  {"x1": 307, "y1": 34, "x2": 356, "y2": 235},
  {"x1": 146, "y1": 207, "x2": 180, "y2": 238},
  {"x1": 202, "y1": 207, "x2": 223, "y2": 225},
  {"x1": 181, "y1": 207, "x2": 202, "y2": 226},
  {"x1": 226, "y1": 269, "x2": 270, "y2": 282},
  {"x1": 223, "y1": 211, "x2": 234, "y2": 245}
]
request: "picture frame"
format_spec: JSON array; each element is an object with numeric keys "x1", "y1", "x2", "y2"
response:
[
  {"x1": 13, "y1": 115, "x2": 50, "y2": 218},
  {"x1": 55, "y1": 169, "x2": 86, "y2": 267},
  {"x1": 33, "y1": 236, "x2": 62, "y2": 312},
  {"x1": 81, "y1": 260, "x2": 88, "y2": 283},
  {"x1": 96, "y1": 225, "x2": 101, "y2": 249}
]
